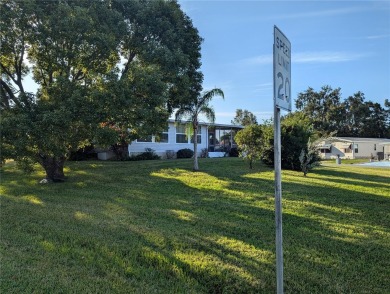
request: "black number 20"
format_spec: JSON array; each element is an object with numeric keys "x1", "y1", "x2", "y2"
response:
[{"x1": 276, "y1": 72, "x2": 290, "y2": 103}]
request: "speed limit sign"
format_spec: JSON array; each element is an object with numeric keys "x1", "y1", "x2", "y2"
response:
[{"x1": 274, "y1": 26, "x2": 291, "y2": 112}]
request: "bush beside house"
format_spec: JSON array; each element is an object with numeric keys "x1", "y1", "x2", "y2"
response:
[{"x1": 177, "y1": 148, "x2": 194, "y2": 159}]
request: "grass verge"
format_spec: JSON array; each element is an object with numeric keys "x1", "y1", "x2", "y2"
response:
[{"x1": 1, "y1": 158, "x2": 389, "y2": 293}]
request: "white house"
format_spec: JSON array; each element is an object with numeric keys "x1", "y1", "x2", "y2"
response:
[
  {"x1": 318, "y1": 137, "x2": 390, "y2": 160},
  {"x1": 127, "y1": 120, "x2": 243, "y2": 159},
  {"x1": 379, "y1": 141, "x2": 390, "y2": 160}
]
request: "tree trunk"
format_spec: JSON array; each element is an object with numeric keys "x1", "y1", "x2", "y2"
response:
[
  {"x1": 38, "y1": 155, "x2": 66, "y2": 182},
  {"x1": 193, "y1": 121, "x2": 199, "y2": 171}
]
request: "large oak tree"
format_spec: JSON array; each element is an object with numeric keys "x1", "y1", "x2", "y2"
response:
[{"x1": 1, "y1": 0, "x2": 203, "y2": 181}]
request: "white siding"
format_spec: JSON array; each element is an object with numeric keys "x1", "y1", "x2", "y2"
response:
[
  {"x1": 128, "y1": 122, "x2": 208, "y2": 158},
  {"x1": 383, "y1": 144, "x2": 390, "y2": 160},
  {"x1": 319, "y1": 138, "x2": 390, "y2": 159}
]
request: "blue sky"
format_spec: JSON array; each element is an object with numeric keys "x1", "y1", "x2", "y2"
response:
[{"x1": 178, "y1": 0, "x2": 390, "y2": 124}]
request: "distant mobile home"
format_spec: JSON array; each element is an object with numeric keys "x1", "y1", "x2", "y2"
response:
[
  {"x1": 127, "y1": 120, "x2": 243, "y2": 159},
  {"x1": 318, "y1": 137, "x2": 390, "y2": 160}
]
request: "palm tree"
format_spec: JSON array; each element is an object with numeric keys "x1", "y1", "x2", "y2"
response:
[{"x1": 175, "y1": 88, "x2": 224, "y2": 171}]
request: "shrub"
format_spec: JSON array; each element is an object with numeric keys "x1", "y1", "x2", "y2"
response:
[
  {"x1": 236, "y1": 113, "x2": 320, "y2": 172},
  {"x1": 177, "y1": 148, "x2": 194, "y2": 159},
  {"x1": 229, "y1": 147, "x2": 239, "y2": 157},
  {"x1": 299, "y1": 147, "x2": 321, "y2": 177},
  {"x1": 200, "y1": 148, "x2": 209, "y2": 158},
  {"x1": 261, "y1": 114, "x2": 318, "y2": 171},
  {"x1": 110, "y1": 143, "x2": 129, "y2": 161},
  {"x1": 128, "y1": 148, "x2": 160, "y2": 161},
  {"x1": 166, "y1": 150, "x2": 175, "y2": 159}
]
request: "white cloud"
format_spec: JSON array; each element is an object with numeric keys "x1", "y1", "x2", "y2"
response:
[
  {"x1": 240, "y1": 51, "x2": 367, "y2": 66},
  {"x1": 275, "y1": 7, "x2": 365, "y2": 20},
  {"x1": 366, "y1": 34, "x2": 390, "y2": 40},
  {"x1": 293, "y1": 51, "x2": 367, "y2": 63}
]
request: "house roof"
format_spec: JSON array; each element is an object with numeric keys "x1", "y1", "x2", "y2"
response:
[
  {"x1": 331, "y1": 137, "x2": 390, "y2": 143},
  {"x1": 318, "y1": 144, "x2": 332, "y2": 149},
  {"x1": 168, "y1": 119, "x2": 244, "y2": 129}
]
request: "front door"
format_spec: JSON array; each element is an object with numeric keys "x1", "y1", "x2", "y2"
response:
[{"x1": 208, "y1": 132, "x2": 215, "y2": 151}]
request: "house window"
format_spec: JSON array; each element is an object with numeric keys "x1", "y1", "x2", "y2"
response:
[
  {"x1": 190, "y1": 126, "x2": 201, "y2": 144},
  {"x1": 319, "y1": 144, "x2": 331, "y2": 154},
  {"x1": 354, "y1": 144, "x2": 359, "y2": 153},
  {"x1": 156, "y1": 127, "x2": 169, "y2": 143},
  {"x1": 191, "y1": 135, "x2": 201, "y2": 144},
  {"x1": 137, "y1": 135, "x2": 153, "y2": 143},
  {"x1": 176, "y1": 124, "x2": 188, "y2": 143}
]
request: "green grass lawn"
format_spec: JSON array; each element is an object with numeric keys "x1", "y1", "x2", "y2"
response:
[{"x1": 1, "y1": 158, "x2": 389, "y2": 293}]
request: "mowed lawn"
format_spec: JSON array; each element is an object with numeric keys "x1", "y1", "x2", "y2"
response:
[{"x1": 1, "y1": 158, "x2": 389, "y2": 293}]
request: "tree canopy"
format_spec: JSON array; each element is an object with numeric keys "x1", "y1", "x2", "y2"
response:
[
  {"x1": 231, "y1": 109, "x2": 257, "y2": 126},
  {"x1": 0, "y1": 0, "x2": 203, "y2": 181},
  {"x1": 295, "y1": 86, "x2": 390, "y2": 138},
  {"x1": 235, "y1": 124, "x2": 264, "y2": 169}
]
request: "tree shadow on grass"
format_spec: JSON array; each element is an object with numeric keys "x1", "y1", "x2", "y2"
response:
[
  {"x1": 182, "y1": 160, "x2": 390, "y2": 292},
  {"x1": 1, "y1": 159, "x2": 389, "y2": 293},
  {"x1": 198, "y1": 161, "x2": 389, "y2": 228},
  {"x1": 136, "y1": 164, "x2": 389, "y2": 293}
]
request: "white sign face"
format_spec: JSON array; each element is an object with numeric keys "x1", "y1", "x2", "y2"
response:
[{"x1": 274, "y1": 26, "x2": 291, "y2": 111}]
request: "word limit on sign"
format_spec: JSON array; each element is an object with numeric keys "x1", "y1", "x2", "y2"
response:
[{"x1": 273, "y1": 26, "x2": 291, "y2": 111}]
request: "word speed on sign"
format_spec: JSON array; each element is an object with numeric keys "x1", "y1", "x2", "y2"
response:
[{"x1": 273, "y1": 26, "x2": 291, "y2": 111}]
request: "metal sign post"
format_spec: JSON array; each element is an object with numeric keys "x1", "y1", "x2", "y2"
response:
[
  {"x1": 274, "y1": 105, "x2": 283, "y2": 294},
  {"x1": 273, "y1": 25, "x2": 291, "y2": 294}
]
